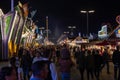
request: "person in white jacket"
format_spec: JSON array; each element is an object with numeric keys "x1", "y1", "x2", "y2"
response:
[{"x1": 31, "y1": 48, "x2": 58, "y2": 80}]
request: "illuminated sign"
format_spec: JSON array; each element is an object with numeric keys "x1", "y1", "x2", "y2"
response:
[
  {"x1": 115, "y1": 27, "x2": 120, "y2": 38},
  {"x1": 75, "y1": 39, "x2": 89, "y2": 43},
  {"x1": 98, "y1": 25, "x2": 108, "y2": 39}
]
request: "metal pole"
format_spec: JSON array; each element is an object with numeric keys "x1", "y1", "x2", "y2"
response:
[
  {"x1": 86, "y1": 11, "x2": 89, "y2": 35},
  {"x1": 11, "y1": 0, "x2": 14, "y2": 11},
  {"x1": 46, "y1": 16, "x2": 48, "y2": 39}
]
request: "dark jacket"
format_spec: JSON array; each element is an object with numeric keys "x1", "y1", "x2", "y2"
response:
[
  {"x1": 77, "y1": 50, "x2": 86, "y2": 69},
  {"x1": 86, "y1": 50, "x2": 94, "y2": 70},
  {"x1": 93, "y1": 50, "x2": 103, "y2": 68},
  {"x1": 102, "y1": 51, "x2": 110, "y2": 63},
  {"x1": 112, "y1": 50, "x2": 120, "y2": 65}
]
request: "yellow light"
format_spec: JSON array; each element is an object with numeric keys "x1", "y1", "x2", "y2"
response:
[{"x1": 118, "y1": 29, "x2": 120, "y2": 34}]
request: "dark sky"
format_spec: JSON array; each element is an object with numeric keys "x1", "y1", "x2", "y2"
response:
[{"x1": 0, "y1": 0, "x2": 120, "y2": 38}]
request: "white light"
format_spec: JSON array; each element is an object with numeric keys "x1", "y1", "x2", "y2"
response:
[
  {"x1": 80, "y1": 10, "x2": 95, "y2": 13},
  {"x1": 39, "y1": 27, "x2": 45, "y2": 29},
  {"x1": 88, "y1": 10, "x2": 95, "y2": 13},
  {"x1": 72, "y1": 26, "x2": 76, "y2": 28},
  {"x1": 68, "y1": 26, "x2": 72, "y2": 28},
  {"x1": 80, "y1": 10, "x2": 87, "y2": 13},
  {"x1": 64, "y1": 31, "x2": 69, "y2": 34},
  {"x1": 68, "y1": 26, "x2": 76, "y2": 29}
]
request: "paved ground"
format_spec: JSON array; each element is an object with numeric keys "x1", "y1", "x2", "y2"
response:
[
  {"x1": 56, "y1": 58, "x2": 114, "y2": 80},
  {"x1": 0, "y1": 60, "x2": 114, "y2": 80}
]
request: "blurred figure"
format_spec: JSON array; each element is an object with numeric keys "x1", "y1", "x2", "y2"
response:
[
  {"x1": 21, "y1": 49, "x2": 32, "y2": 80},
  {"x1": 102, "y1": 48, "x2": 110, "y2": 74},
  {"x1": 86, "y1": 49, "x2": 94, "y2": 80},
  {"x1": 32, "y1": 50, "x2": 42, "y2": 63},
  {"x1": 93, "y1": 49, "x2": 103, "y2": 80},
  {"x1": 0, "y1": 66, "x2": 17, "y2": 80},
  {"x1": 18, "y1": 46, "x2": 23, "y2": 59},
  {"x1": 9, "y1": 53, "x2": 19, "y2": 79},
  {"x1": 77, "y1": 47, "x2": 86, "y2": 80},
  {"x1": 56, "y1": 47, "x2": 60, "y2": 64},
  {"x1": 59, "y1": 44, "x2": 74, "y2": 80},
  {"x1": 42, "y1": 47, "x2": 58, "y2": 80},
  {"x1": 112, "y1": 46, "x2": 120, "y2": 80},
  {"x1": 74, "y1": 47, "x2": 80, "y2": 64},
  {"x1": 17, "y1": 63, "x2": 23, "y2": 80},
  {"x1": 30, "y1": 61, "x2": 48, "y2": 80},
  {"x1": 9, "y1": 53, "x2": 17, "y2": 69},
  {"x1": 30, "y1": 47, "x2": 58, "y2": 80}
]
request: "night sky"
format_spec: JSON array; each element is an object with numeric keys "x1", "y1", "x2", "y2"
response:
[{"x1": 0, "y1": 0, "x2": 120, "y2": 38}]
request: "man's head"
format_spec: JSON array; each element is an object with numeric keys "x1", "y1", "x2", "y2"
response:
[
  {"x1": 35, "y1": 50, "x2": 41, "y2": 58},
  {"x1": 31, "y1": 61, "x2": 48, "y2": 79}
]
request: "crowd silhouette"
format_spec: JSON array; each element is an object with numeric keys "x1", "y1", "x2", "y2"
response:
[{"x1": 0, "y1": 44, "x2": 120, "y2": 80}]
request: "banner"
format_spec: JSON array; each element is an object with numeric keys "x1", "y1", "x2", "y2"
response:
[
  {"x1": 1, "y1": 12, "x2": 15, "y2": 41},
  {"x1": 1, "y1": 11, "x2": 15, "y2": 59},
  {"x1": 98, "y1": 25, "x2": 108, "y2": 39},
  {"x1": 11, "y1": 12, "x2": 20, "y2": 41},
  {"x1": 23, "y1": 3, "x2": 29, "y2": 18},
  {"x1": 15, "y1": 17, "x2": 25, "y2": 44}
]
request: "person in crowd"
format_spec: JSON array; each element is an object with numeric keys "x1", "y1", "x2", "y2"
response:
[
  {"x1": 29, "y1": 47, "x2": 35, "y2": 61},
  {"x1": 31, "y1": 47, "x2": 58, "y2": 80},
  {"x1": 50, "y1": 46, "x2": 56, "y2": 63},
  {"x1": 42, "y1": 47, "x2": 58, "y2": 80},
  {"x1": 86, "y1": 49, "x2": 94, "y2": 80},
  {"x1": 18, "y1": 46, "x2": 23, "y2": 59},
  {"x1": 93, "y1": 49, "x2": 103, "y2": 80},
  {"x1": 56, "y1": 47, "x2": 60, "y2": 64},
  {"x1": 59, "y1": 44, "x2": 74, "y2": 80},
  {"x1": 74, "y1": 47, "x2": 81, "y2": 67},
  {"x1": 112, "y1": 45, "x2": 120, "y2": 80},
  {"x1": 99, "y1": 47, "x2": 104, "y2": 56},
  {"x1": 0, "y1": 66, "x2": 17, "y2": 80},
  {"x1": 9, "y1": 53, "x2": 17, "y2": 69},
  {"x1": 32, "y1": 50, "x2": 43, "y2": 63},
  {"x1": 101, "y1": 48, "x2": 110, "y2": 74},
  {"x1": 77, "y1": 47, "x2": 86, "y2": 80},
  {"x1": 21, "y1": 49, "x2": 32, "y2": 80},
  {"x1": 17, "y1": 63, "x2": 23, "y2": 80},
  {"x1": 74, "y1": 47, "x2": 80, "y2": 62},
  {"x1": 30, "y1": 61, "x2": 49, "y2": 80},
  {"x1": 9, "y1": 53, "x2": 19, "y2": 79}
]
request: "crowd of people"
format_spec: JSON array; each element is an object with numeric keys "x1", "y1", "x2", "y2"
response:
[{"x1": 0, "y1": 44, "x2": 120, "y2": 80}]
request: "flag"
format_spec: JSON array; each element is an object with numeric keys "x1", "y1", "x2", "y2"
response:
[
  {"x1": 1, "y1": 11, "x2": 15, "y2": 40},
  {"x1": 89, "y1": 33, "x2": 93, "y2": 40},
  {"x1": 18, "y1": 1, "x2": 22, "y2": 8},
  {"x1": 15, "y1": 17, "x2": 25, "y2": 44},
  {"x1": 22, "y1": 3, "x2": 29, "y2": 18},
  {"x1": 78, "y1": 32, "x2": 81, "y2": 37},
  {"x1": 15, "y1": 5, "x2": 23, "y2": 17},
  {"x1": 31, "y1": 10, "x2": 37, "y2": 19},
  {"x1": 10, "y1": 11, "x2": 20, "y2": 42},
  {"x1": 1, "y1": 11, "x2": 15, "y2": 59}
]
